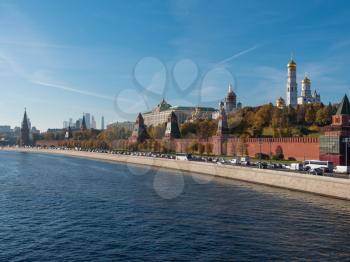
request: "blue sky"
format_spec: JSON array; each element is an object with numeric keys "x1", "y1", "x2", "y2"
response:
[{"x1": 0, "y1": 0, "x2": 350, "y2": 130}]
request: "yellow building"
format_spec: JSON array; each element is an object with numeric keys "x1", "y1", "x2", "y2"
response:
[{"x1": 143, "y1": 99, "x2": 216, "y2": 127}]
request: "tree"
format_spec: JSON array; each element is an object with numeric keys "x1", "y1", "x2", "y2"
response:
[
  {"x1": 187, "y1": 142, "x2": 199, "y2": 153},
  {"x1": 305, "y1": 105, "x2": 316, "y2": 125},
  {"x1": 148, "y1": 124, "x2": 166, "y2": 139},
  {"x1": 198, "y1": 144, "x2": 205, "y2": 155},
  {"x1": 274, "y1": 145, "x2": 284, "y2": 160},
  {"x1": 205, "y1": 143, "x2": 213, "y2": 155},
  {"x1": 180, "y1": 122, "x2": 197, "y2": 138},
  {"x1": 197, "y1": 120, "x2": 217, "y2": 139}
]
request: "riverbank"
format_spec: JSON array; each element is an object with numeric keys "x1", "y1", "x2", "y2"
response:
[{"x1": 2, "y1": 147, "x2": 350, "y2": 200}]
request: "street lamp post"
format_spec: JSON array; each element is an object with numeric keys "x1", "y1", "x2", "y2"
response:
[
  {"x1": 269, "y1": 138, "x2": 272, "y2": 162},
  {"x1": 259, "y1": 138, "x2": 263, "y2": 161},
  {"x1": 342, "y1": 138, "x2": 350, "y2": 166}
]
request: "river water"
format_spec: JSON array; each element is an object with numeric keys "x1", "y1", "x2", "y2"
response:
[{"x1": 1, "y1": 151, "x2": 350, "y2": 261}]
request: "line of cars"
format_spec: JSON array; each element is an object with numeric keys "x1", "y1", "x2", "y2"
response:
[{"x1": 19, "y1": 146, "x2": 347, "y2": 177}]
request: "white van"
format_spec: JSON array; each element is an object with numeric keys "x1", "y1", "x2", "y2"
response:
[
  {"x1": 304, "y1": 160, "x2": 334, "y2": 172},
  {"x1": 176, "y1": 153, "x2": 192, "y2": 161},
  {"x1": 290, "y1": 163, "x2": 302, "y2": 171},
  {"x1": 334, "y1": 166, "x2": 350, "y2": 174},
  {"x1": 240, "y1": 157, "x2": 251, "y2": 166}
]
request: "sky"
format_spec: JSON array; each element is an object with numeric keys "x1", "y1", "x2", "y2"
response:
[{"x1": 0, "y1": 0, "x2": 350, "y2": 130}]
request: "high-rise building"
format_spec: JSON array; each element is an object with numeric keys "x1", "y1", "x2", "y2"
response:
[
  {"x1": 75, "y1": 119, "x2": 81, "y2": 129},
  {"x1": 81, "y1": 115, "x2": 87, "y2": 131},
  {"x1": 63, "y1": 121, "x2": 69, "y2": 128},
  {"x1": 286, "y1": 57, "x2": 298, "y2": 107},
  {"x1": 69, "y1": 118, "x2": 73, "y2": 127},
  {"x1": 101, "y1": 116, "x2": 105, "y2": 130},
  {"x1": 91, "y1": 116, "x2": 97, "y2": 129},
  {"x1": 84, "y1": 113, "x2": 91, "y2": 129},
  {"x1": 20, "y1": 109, "x2": 31, "y2": 146},
  {"x1": 0, "y1": 126, "x2": 12, "y2": 133}
]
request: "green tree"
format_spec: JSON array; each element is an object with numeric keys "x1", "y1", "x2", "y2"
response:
[{"x1": 305, "y1": 105, "x2": 316, "y2": 125}]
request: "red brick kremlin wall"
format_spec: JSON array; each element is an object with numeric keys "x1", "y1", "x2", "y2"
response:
[
  {"x1": 233, "y1": 137, "x2": 319, "y2": 161},
  {"x1": 174, "y1": 137, "x2": 320, "y2": 161},
  {"x1": 36, "y1": 137, "x2": 320, "y2": 161}
]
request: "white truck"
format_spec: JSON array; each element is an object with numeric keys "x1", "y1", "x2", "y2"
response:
[
  {"x1": 176, "y1": 153, "x2": 192, "y2": 161},
  {"x1": 334, "y1": 166, "x2": 350, "y2": 174}
]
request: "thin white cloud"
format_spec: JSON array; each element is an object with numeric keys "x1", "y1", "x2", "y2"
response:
[
  {"x1": 32, "y1": 80, "x2": 115, "y2": 101},
  {"x1": 216, "y1": 45, "x2": 260, "y2": 65}
]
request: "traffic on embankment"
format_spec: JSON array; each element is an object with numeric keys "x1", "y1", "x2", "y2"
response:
[{"x1": 2, "y1": 146, "x2": 350, "y2": 200}]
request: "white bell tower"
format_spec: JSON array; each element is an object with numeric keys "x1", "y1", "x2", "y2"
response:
[{"x1": 286, "y1": 55, "x2": 298, "y2": 107}]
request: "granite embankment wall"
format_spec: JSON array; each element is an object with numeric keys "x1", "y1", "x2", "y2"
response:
[{"x1": 3, "y1": 148, "x2": 350, "y2": 200}]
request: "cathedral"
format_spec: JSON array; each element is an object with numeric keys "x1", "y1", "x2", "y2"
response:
[
  {"x1": 218, "y1": 84, "x2": 241, "y2": 114},
  {"x1": 285, "y1": 57, "x2": 321, "y2": 107},
  {"x1": 297, "y1": 75, "x2": 320, "y2": 105}
]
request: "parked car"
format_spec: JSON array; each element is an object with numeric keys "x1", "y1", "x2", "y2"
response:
[
  {"x1": 310, "y1": 168, "x2": 324, "y2": 176},
  {"x1": 290, "y1": 163, "x2": 303, "y2": 171},
  {"x1": 229, "y1": 158, "x2": 240, "y2": 165},
  {"x1": 257, "y1": 162, "x2": 268, "y2": 169},
  {"x1": 304, "y1": 160, "x2": 334, "y2": 173},
  {"x1": 240, "y1": 157, "x2": 251, "y2": 166}
]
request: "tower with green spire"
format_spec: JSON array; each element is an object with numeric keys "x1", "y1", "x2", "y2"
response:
[
  {"x1": 20, "y1": 108, "x2": 31, "y2": 146},
  {"x1": 335, "y1": 94, "x2": 350, "y2": 118},
  {"x1": 320, "y1": 94, "x2": 350, "y2": 166}
]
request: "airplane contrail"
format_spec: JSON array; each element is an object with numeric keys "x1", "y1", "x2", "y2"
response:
[
  {"x1": 217, "y1": 45, "x2": 260, "y2": 65},
  {"x1": 32, "y1": 80, "x2": 115, "y2": 101}
]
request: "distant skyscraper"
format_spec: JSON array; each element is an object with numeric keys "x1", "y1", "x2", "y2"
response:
[
  {"x1": 84, "y1": 113, "x2": 91, "y2": 129},
  {"x1": 75, "y1": 119, "x2": 81, "y2": 129},
  {"x1": 101, "y1": 116, "x2": 105, "y2": 130},
  {"x1": 81, "y1": 115, "x2": 87, "y2": 131},
  {"x1": 286, "y1": 56, "x2": 298, "y2": 107},
  {"x1": 63, "y1": 121, "x2": 69, "y2": 128},
  {"x1": 91, "y1": 116, "x2": 97, "y2": 129},
  {"x1": 69, "y1": 118, "x2": 73, "y2": 127},
  {"x1": 20, "y1": 109, "x2": 31, "y2": 146}
]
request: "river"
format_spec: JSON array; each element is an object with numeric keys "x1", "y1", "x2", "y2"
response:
[{"x1": 1, "y1": 151, "x2": 350, "y2": 261}]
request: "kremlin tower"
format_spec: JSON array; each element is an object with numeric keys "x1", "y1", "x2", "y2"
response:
[
  {"x1": 20, "y1": 109, "x2": 31, "y2": 146},
  {"x1": 218, "y1": 83, "x2": 240, "y2": 114},
  {"x1": 224, "y1": 84, "x2": 237, "y2": 113}
]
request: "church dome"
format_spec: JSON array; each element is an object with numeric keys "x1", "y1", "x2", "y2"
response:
[
  {"x1": 288, "y1": 59, "x2": 296, "y2": 67},
  {"x1": 302, "y1": 76, "x2": 311, "y2": 83}
]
